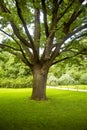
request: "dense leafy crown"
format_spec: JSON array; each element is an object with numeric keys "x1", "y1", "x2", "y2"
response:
[{"x1": 0, "y1": 0, "x2": 87, "y2": 67}]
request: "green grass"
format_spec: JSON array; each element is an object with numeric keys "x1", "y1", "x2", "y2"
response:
[{"x1": 0, "y1": 88, "x2": 87, "y2": 130}]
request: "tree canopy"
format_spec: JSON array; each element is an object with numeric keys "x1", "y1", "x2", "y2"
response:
[{"x1": 0, "y1": 0, "x2": 87, "y2": 66}]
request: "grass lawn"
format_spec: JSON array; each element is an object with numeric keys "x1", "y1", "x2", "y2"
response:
[{"x1": 0, "y1": 88, "x2": 87, "y2": 130}]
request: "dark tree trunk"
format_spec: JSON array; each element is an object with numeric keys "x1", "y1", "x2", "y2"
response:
[{"x1": 31, "y1": 64, "x2": 49, "y2": 100}]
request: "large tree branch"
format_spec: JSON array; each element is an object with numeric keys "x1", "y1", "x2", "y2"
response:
[
  {"x1": 14, "y1": 0, "x2": 34, "y2": 46},
  {"x1": 34, "y1": 8, "x2": 41, "y2": 54},
  {"x1": 63, "y1": 8, "x2": 83, "y2": 34},
  {"x1": 0, "y1": 42, "x2": 32, "y2": 67},
  {"x1": 0, "y1": 2, "x2": 32, "y2": 48},
  {"x1": 43, "y1": 0, "x2": 59, "y2": 60},
  {"x1": 62, "y1": 1, "x2": 86, "y2": 34},
  {"x1": 0, "y1": 28, "x2": 12, "y2": 37},
  {"x1": 15, "y1": 0, "x2": 39, "y2": 62},
  {"x1": 0, "y1": 43, "x2": 20, "y2": 51},
  {"x1": 51, "y1": 52, "x2": 80, "y2": 66},
  {"x1": 57, "y1": 0, "x2": 74, "y2": 21},
  {"x1": 52, "y1": 46, "x2": 87, "y2": 66},
  {"x1": 0, "y1": 28, "x2": 24, "y2": 47},
  {"x1": 0, "y1": 26, "x2": 34, "y2": 57},
  {"x1": 62, "y1": 23, "x2": 87, "y2": 43},
  {"x1": 0, "y1": 2, "x2": 10, "y2": 13},
  {"x1": 50, "y1": 23, "x2": 87, "y2": 63},
  {"x1": 50, "y1": 0, "x2": 59, "y2": 31},
  {"x1": 42, "y1": 0, "x2": 74, "y2": 61},
  {"x1": 41, "y1": 0, "x2": 49, "y2": 37},
  {"x1": 61, "y1": 32, "x2": 87, "y2": 51},
  {"x1": 8, "y1": 50, "x2": 32, "y2": 67},
  {"x1": 52, "y1": 57, "x2": 70, "y2": 66},
  {"x1": 10, "y1": 21, "x2": 33, "y2": 48},
  {"x1": 0, "y1": 40, "x2": 33, "y2": 66},
  {"x1": 19, "y1": 46, "x2": 33, "y2": 67},
  {"x1": 0, "y1": 28, "x2": 34, "y2": 60},
  {"x1": 0, "y1": 1, "x2": 38, "y2": 63}
]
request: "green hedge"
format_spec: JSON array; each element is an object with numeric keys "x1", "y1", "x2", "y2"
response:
[{"x1": 0, "y1": 76, "x2": 33, "y2": 88}]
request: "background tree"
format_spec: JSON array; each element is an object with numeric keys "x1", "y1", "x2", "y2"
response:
[
  {"x1": 0, "y1": 0, "x2": 87, "y2": 100},
  {"x1": 0, "y1": 52, "x2": 31, "y2": 78}
]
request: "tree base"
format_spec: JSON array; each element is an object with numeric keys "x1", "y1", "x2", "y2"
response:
[{"x1": 31, "y1": 96, "x2": 47, "y2": 101}]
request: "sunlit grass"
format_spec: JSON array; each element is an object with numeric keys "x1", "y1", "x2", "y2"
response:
[{"x1": 0, "y1": 88, "x2": 87, "y2": 130}]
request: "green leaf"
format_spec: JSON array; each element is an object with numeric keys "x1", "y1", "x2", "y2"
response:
[{"x1": 63, "y1": 0, "x2": 69, "y2": 4}]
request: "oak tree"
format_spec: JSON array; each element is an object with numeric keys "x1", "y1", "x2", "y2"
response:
[{"x1": 0, "y1": 0, "x2": 87, "y2": 100}]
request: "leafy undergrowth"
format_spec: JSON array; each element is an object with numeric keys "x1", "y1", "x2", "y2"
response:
[{"x1": 0, "y1": 88, "x2": 87, "y2": 130}]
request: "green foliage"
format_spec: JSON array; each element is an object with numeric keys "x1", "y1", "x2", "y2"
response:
[
  {"x1": 0, "y1": 77, "x2": 33, "y2": 88},
  {"x1": 0, "y1": 52, "x2": 33, "y2": 88},
  {"x1": 0, "y1": 52, "x2": 31, "y2": 78},
  {"x1": 47, "y1": 74, "x2": 59, "y2": 86},
  {"x1": 47, "y1": 73, "x2": 77, "y2": 86},
  {"x1": 48, "y1": 54, "x2": 87, "y2": 86},
  {"x1": 63, "y1": 0, "x2": 69, "y2": 4},
  {"x1": 79, "y1": 73, "x2": 87, "y2": 85},
  {"x1": 0, "y1": 51, "x2": 87, "y2": 87},
  {"x1": 58, "y1": 74, "x2": 77, "y2": 85}
]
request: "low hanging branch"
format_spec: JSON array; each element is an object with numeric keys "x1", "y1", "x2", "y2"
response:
[
  {"x1": 0, "y1": 43, "x2": 20, "y2": 51},
  {"x1": 51, "y1": 51, "x2": 81, "y2": 66},
  {"x1": 0, "y1": 41, "x2": 32, "y2": 67},
  {"x1": 7, "y1": 49, "x2": 31, "y2": 66}
]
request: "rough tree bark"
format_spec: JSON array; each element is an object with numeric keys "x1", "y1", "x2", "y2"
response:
[{"x1": 31, "y1": 64, "x2": 49, "y2": 100}]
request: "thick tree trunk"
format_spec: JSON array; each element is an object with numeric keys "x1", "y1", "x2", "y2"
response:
[{"x1": 31, "y1": 64, "x2": 49, "y2": 100}]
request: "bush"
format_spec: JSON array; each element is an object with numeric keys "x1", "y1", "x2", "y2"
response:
[
  {"x1": 69, "y1": 70, "x2": 81, "y2": 81},
  {"x1": 0, "y1": 76, "x2": 33, "y2": 88},
  {"x1": 47, "y1": 75, "x2": 59, "y2": 86},
  {"x1": 79, "y1": 73, "x2": 87, "y2": 85},
  {"x1": 57, "y1": 73, "x2": 77, "y2": 85}
]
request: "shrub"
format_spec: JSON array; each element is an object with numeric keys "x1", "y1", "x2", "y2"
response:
[
  {"x1": 57, "y1": 73, "x2": 77, "y2": 85},
  {"x1": 47, "y1": 75, "x2": 59, "y2": 86},
  {"x1": 79, "y1": 73, "x2": 87, "y2": 85},
  {"x1": 0, "y1": 76, "x2": 33, "y2": 88}
]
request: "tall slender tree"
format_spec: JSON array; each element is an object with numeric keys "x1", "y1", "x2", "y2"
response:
[{"x1": 0, "y1": 0, "x2": 87, "y2": 100}]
